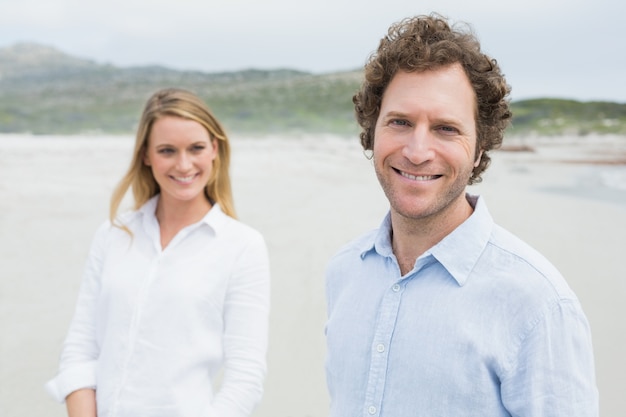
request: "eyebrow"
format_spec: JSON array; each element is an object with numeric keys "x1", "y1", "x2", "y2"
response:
[
  {"x1": 381, "y1": 111, "x2": 410, "y2": 119},
  {"x1": 154, "y1": 139, "x2": 209, "y2": 147}
]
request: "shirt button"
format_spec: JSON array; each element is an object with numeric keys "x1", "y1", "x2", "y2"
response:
[
  {"x1": 368, "y1": 405, "x2": 377, "y2": 415},
  {"x1": 376, "y1": 343, "x2": 385, "y2": 353},
  {"x1": 392, "y1": 283, "x2": 401, "y2": 292}
]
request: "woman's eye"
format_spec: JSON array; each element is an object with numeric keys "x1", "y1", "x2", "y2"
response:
[
  {"x1": 158, "y1": 148, "x2": 175, "y2": 155},
  {"x1": 191, "y1": 145, "x2": 206, "y2": 152}
]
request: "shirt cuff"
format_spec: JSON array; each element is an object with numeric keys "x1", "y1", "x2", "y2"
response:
[{"x1": 44, "y1": 361, "x2": 97, "y2": 403}]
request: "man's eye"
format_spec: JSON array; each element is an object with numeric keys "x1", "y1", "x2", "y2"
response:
[
  {"x1": 438, "y1": 126, "x2": 458, "y2": 135},
  {"x1": 391, "y1": 119, "x2": 409, "y2": 126}
]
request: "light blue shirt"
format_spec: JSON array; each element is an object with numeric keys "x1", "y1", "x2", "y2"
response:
[{"x1": 325, "y1": 195, "x2": 598, "y2": 417}]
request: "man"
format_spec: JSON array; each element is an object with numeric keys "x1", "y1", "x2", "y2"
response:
[{"x1": 325, "y1": 14, "x2": 598, "y2": 416}]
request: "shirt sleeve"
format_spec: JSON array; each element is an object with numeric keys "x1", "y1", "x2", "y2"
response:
[
  {"x1": 44, "y1": 222, "x2": 109, "y2": 403},
  {"x1": 500, "y1": 298, "x2": 599, "y2": 416},
  {"x1": 210, "y1": 231, "x2": 271, "y2": 417}
]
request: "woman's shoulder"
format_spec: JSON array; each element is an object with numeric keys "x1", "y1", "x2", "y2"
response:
[
  {"x1": 108, "y1": 208, "x2": 143, "y2": 231},
  {"x1": 221, "y1": 213, "x2": 264, "y2": 240},
  {"x1": 209, "y1": 207, "x2": 266, "y2": 247},
  {"x1": 91, "y1": 207, "x2": 144, "y2": 241}
]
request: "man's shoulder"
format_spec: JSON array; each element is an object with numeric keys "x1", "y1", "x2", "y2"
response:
[
  {"x1": 334, "y1": 228, "x2": 379, "y2": 257},
  {"x1": 327, "y1": 227, "x2": 380, "y2": 273},
  {"x1": 325, "y1": 228, "x2": 382, "y2": 300},
  {"x1": 489, "y1": 224, "x2": 557, "y2": 271},
  {"x1": 485, "y1": 223, "x2": 575, "y2": 300}
]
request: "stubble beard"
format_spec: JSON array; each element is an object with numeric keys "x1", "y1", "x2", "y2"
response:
[{"x1": 375, "y1": 164, "x2": 472, "y2": 227}]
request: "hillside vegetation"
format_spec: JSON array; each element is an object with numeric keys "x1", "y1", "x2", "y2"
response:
[{"x1": 1, "y1": 43, "x2": 625, "y2": 137}]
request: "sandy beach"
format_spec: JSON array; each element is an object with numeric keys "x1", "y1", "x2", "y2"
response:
[{"x1": 1, "y1": 133, "x2": 625, "y2": 417}]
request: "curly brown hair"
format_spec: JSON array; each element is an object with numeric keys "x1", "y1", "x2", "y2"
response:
[{"x1": 354, "y1": 14, "x2": 512, "y2": 184}]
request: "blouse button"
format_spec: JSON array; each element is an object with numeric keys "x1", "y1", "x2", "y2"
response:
[
  {"x1": 368, "y1": 405, "x2": 377, "y2": 415},
  {"x1": 392, "y1": 283, "x2": 401, "y2": 292}
]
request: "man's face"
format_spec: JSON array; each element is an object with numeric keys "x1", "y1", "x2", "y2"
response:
[{"x1": 372, "y1": 64, "x2": 480, "y2": 225}]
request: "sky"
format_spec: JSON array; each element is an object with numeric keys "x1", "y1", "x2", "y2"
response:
[{"x1": 0, "y1": 0, "x2": 624, "y2": 102}]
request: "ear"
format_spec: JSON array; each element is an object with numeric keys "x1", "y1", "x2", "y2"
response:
[
  {"x1": 142, "y1": 148, "x2": 151, "y2": 166},
  {"x1": 210, "y1": 138, "x2": 219, "y2": 160},
  {"x1": 474, "y1": 149, "x2": 484, "y2": 167}
]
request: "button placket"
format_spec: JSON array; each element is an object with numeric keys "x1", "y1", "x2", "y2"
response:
[{"x1": 363, "y1": 281, "x2": 404, "y2": 417}]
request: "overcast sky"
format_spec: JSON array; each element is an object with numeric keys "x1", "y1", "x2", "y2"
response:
[{"x1": 1, "y1": 0, "x2": 624, "y2": 102}]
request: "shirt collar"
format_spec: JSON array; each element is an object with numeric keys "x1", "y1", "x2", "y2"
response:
[
  {"x1": 139, "y1": 195, "x2": 159, "y2": 218},
  {"x1": 198, "y1": 202, "x2": 228, "y2": 235},
  {"x1": 359, "y1": 194, "x2": 494, "y2": 286},
  {"x1": 138, "y1": 194, "x2": 229, "y2": 236},
  {"x1": 371, "y1": 212, "x2": 395, "y2": 258},
  {"x1": 429, "y1": 195, "x2": 493, "y2": 286}
]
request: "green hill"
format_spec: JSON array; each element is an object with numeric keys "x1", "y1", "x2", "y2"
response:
[
  {"x1": 1, "y1": 43, "x2": 625, "y2": 136},
  {"x1": 509, "y1": 98, "x2": 626, "y2": 136}
]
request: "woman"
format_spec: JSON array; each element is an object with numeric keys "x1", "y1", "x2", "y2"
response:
[{"x1": 46, "y1": 88, "x2": 270, "y2": 417}]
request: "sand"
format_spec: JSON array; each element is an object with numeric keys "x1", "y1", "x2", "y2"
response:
[{"x1": 0, "y1": 133, "x2": 624, "y2": 416}]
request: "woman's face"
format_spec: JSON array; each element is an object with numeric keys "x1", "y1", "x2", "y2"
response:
[{"x1": 143, "y1": 115, "x2": 218, "y2": 208}]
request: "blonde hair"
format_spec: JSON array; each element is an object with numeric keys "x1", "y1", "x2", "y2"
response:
[{"x1": 110, "y1": 88, "x2": 236, "y2": 230}]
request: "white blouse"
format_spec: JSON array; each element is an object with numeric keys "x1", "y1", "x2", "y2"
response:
[{"x1": 46, "y1": 196, "x2": 270, "y2": 417}]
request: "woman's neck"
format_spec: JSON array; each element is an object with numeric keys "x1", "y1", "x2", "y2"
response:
[{"x1": 155, "y1": 195, "x2": 212, "y2": 249}]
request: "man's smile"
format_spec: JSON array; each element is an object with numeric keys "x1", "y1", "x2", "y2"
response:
[{"x1": 394, "y1": 168, "x2": 442, "y2": 181}]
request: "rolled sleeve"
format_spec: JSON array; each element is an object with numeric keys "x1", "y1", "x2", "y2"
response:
[
  {"x1": 45, "y1": 222, "x2": 107, "y2": 403},
  {"x1": 44, "y1": 360, "x2": 97, "y2": 403}
]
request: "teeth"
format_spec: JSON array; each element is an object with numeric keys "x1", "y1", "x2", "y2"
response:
[
  {"x1": 400, "y1": 171, "x2": 436, "y2": 181},
  {"x1": 173, "y1": 175, "x2": 195, "y2": 182}
]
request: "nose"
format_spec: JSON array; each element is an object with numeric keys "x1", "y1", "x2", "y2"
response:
[
  {"x1": 401, "y1": 126, "x2": 436, "y2": 165},
  {"x1": 176, "y1": 152, "x2": 193, "y2": 171}
]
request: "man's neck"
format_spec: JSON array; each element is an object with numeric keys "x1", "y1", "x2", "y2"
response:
[{"x1": 390, "y1": 195, "x2": 474, "y2": 275}]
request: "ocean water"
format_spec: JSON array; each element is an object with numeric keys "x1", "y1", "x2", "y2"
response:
[
  {"x1": 600, "y1": 166, "x2": 626, "y2": 191},
  {"x1": 538, "y1": 165, "x2": 626, "y2": 205}
]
